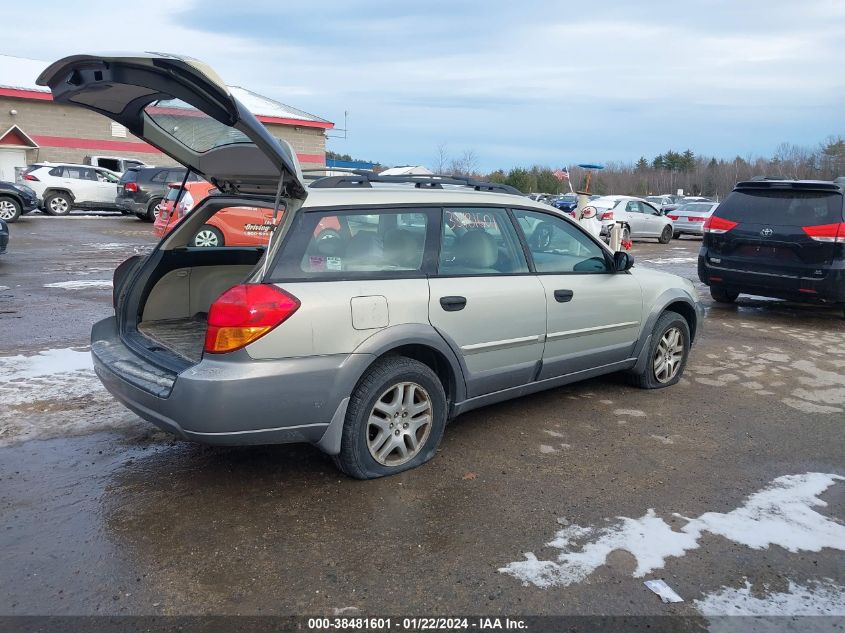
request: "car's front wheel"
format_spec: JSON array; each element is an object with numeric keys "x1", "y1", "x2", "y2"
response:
[
  {"x1": 0, "y1": 196, "x2": 21, "y2": 222},
  {"x1": 334, "y1": 356, "x2": 447, "y2": 479},
  {"x1": 631, "y1": 311, "x2": 690, "y2": 389},
  {"x1": 658, "y1": 225, "x2": 673, "y2": 244},
  {"x1": 44, "y1": 192, "x2": 72, "y2": 216}
]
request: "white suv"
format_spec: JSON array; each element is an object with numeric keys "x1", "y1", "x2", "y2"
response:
[
  {"x1": 22, "y1": 163, "x2": 121, "y2": 215},
  {"x1": 38, "y1": 53, "x2": 704, "y2": 478}
]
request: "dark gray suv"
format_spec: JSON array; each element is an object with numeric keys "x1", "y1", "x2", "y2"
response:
[{"x1": 117, "y1": 166, "x2": 197, "y2": 221}]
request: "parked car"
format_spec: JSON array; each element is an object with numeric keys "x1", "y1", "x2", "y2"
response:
[
  {"x1": 667, "y1": 202, "x2": 719, "y2": 238},
  {"x1": 117, "y1": 166, "x2": 196, "y2": 221},
  {"x1": 84, "y1": 155, "x2": 148, "y2": 174},
  {"x1": 38, "y1": 52, "x2": 704, "y2": 478},
  {"x1": 588, "y1": 196, "x2": 675, "y2": 243},
  {"x1": 0, "y1": 218, "x2": 8, "y2": 255},
  {"x1": 0, "y1": 180, "x2": 39, "y2": 223},
  {"x1": 550, "y1": 194, "x2": 578, "y2": 214},
  {"x1": 21, "y1": 163, "x2": 122, "y2": 215},
  {"x1": 699, "y1": 178, "x2": 845, "y2": 305},
  {"x1": 646, "y1": 195, "x2": 675, "y2": 209}
]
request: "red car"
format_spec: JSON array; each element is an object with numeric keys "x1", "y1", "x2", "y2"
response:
[{"x1": 153, "y1": 181, "x2": 281, "y2": 247}]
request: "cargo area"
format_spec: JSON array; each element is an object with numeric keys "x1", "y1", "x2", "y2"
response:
[{"x1": 138, "y1": 316, "x2": 208, "y2": 363}]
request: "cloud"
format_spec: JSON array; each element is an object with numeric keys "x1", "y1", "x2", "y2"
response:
[{"x1": 1, "y1": 0, "x2": 843, "y2": 170}]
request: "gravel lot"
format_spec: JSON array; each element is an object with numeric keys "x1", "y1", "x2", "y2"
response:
[{"x1": 1, "y1": 213, "x2": 843, "y2": 622}]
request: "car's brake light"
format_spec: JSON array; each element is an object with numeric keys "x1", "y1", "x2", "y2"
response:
[
  {"x1": 599, "y1": 211, "x2": 614, "y2": 221},
  {"x1": 23, "y1": 174, "x2": 39, "y2": 182},
  {"x1": 687, "y1": 216, "x2": 707, "y2": 222},
  {"x1": 124, "y1": 182, "x2": 138, "y2": 193},
  {"x1": 204, "y1": 284, "x2": 300, "y2": 354},
  {"x1": 801, "y1": 222, "x2": 845, "y2": 243},
  {"x1": 703, "y1": 216, "x2": 738, "y2": 234},
  {"x1": 667, "y1": 214, "x2": 679, "y2": 220}
]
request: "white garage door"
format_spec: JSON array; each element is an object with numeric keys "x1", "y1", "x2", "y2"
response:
[{"x1": 0, "y1": 149, "x2": 27, "y2": 182}]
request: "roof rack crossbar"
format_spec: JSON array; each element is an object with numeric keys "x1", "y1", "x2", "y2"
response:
[{"x1": 305, "y1": 170, "x2": 524, "y2": 196}]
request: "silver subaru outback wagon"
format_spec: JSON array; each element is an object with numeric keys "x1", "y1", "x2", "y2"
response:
[{"x1": 38, "y1": 53, "x2": 704, "y2": 478}]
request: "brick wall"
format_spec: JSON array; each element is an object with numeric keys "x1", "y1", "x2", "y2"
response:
[{"x1": 0, "y1": 96, "x2": 326, "y2": 169}]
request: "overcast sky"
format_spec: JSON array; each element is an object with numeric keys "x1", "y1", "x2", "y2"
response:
[{"x1": 3, "y1": 0, "x2": 844, "y2": 171}]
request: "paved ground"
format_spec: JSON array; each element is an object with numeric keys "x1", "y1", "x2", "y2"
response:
[{"x1": 1, "y1": 213, "x2": 844, "y2": 622}]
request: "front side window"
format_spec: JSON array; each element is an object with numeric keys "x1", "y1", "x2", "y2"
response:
[
  {"x1": 273, "y1": 209, "x2": 431, "y2": 279},
  {"x1": 439, "y1": 207, "x2": 528, "y2": 275},
  {"x1": 513, "y1": 209, "x2": 609, "y2": 273},
  {"x1": 626, "y1": 201, "x2": 643, "y2": 213}
]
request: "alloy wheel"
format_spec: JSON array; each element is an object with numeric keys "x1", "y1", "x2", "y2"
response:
[
  {"x1": 0, "y1": 200, "x2": 17, "y2": 220},
  {"x1": 50, "y1": 197, "x2": 69, "y2": 214},
  {"x1": 366, "y1": 381, "x2": 433, "y2": 466},
  {"x1": 653, "y1": 327, "x2": 684, "y2": 383}
]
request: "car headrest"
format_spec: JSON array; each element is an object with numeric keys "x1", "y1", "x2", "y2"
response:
[
  {"x1": 345, "y1": 231, "x2": 382, "y2": 262},
  {"x1": 383, "y1": 228, "x2": 419, "y2": 268},
  {"x1": 458, "y1": 230, "x2": 498, "y2": 269}
]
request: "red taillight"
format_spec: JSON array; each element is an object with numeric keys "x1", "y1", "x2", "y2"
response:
[
  {"x1": 667, "y1": 214, "x2": 679, "y2": 220},
  {"x1": 801, "y1": 222, "x2": 845, "y2": 243},
  {"x1": 124, "y1": 182, "x2": 139, "y2": 193},
  {"x1": 703, "y1": 216, "x2": 738, "y2": 234},
  {"x1": 204, "y1": 284, "x2": 300, "y2": 354},
  {"x1": 687, "y1": 216, "x2": 707, "y2": 222},
  {"x1": 599, "y1": 211, "x2": 614, "y2": 221},
  {"x1": 23, "y1": 174, "x2": 39, "y2": 182}
]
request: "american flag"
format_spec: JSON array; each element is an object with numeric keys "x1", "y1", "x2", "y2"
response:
[{"x1": 553, "y1": 168, "x2": 569, "y2": 182}]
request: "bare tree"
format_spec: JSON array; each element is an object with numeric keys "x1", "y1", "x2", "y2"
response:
[{"x1": 432, "y1": 143, "x2": 449, "y2": 174}]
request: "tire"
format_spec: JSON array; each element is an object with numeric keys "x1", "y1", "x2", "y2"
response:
[
  {"x1": 658, "y1": 225, "x2": 673, "y2": 244},
  {"x1": 673, "y1": 231, "x2": 681, "y2": 240},
  {"x1": 710, "y1": 286, "x2": 739, "y2": 303},
  {"x1": 144, "y1": 198, "x2": 162, "y2": 222},
  {"x1": 630, "y1": 311, "x2": 690, "y2": 389},
  {"x1": 0, "y1": 196, "x2": 21, "y2": 223},
  {"x1": 43, "y1": 192, "x2": 73, "y2": 216},
  {"x1": 191, "y1": 225, "x2": 224, "y2": 247},
  {"x1": 333, "y1": 356, "x2": 447, "y2": 479}
]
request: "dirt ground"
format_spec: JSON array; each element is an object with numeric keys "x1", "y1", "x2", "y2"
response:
[{"x1": 0, "y1": 212, "x2": 843, "y2": 623}]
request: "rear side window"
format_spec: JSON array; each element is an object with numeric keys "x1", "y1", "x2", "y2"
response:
[
  {"x1": 273, "y1": 209, "x2": 432, "y2": 279},
  {"x1": 716, "y1": 190, "x2": 844, "y2": 226},
  {"x1": 439, "y1": 207, "x2": 528, "y2": 275},
  {"x1": 151, "y1": 170, "x2": 169, "y2": 183}
]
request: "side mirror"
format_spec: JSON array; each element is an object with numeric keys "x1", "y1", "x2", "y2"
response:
[{"x1": 614, "y1": 251, "x2": 634, "y2": 272}]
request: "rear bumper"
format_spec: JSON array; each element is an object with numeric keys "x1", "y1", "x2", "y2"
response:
[
  {"x1": 672, "y1": 221, "x2": 704, "y2": 235},
  {"x1": 698, "y1": 256, "x2": 845, "y2": 303},
  {"x1": 91, "y1": 316, "x2": 369, "y2": 448},
  {"x1": 115, "y1": 196, "x2": 146, "y2": 214}
]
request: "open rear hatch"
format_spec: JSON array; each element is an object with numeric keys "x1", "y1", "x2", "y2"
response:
[{"x1": 38, "y1": 53, "x2": 308, "y2": 373}]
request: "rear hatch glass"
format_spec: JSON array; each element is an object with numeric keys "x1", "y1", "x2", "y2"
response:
[{"x1": 710, "y1": 189, "x2": 844, "y2": 272}]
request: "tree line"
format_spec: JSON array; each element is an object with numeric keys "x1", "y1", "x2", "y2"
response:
[{"x1": 431, "y1": 135, "x2": 845, "y2": 198}]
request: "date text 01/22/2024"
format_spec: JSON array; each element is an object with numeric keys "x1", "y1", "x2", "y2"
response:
[{"x1": 307, "y1": 617, "x2": 528, "y2": 630}]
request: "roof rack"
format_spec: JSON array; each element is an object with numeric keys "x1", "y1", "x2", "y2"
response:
[{"x1": 303, "y1": 168, "x2": 524, "y2": 196}]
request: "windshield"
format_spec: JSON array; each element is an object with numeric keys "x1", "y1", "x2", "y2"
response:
[
  {"x1": 715, "y1": 190, "x2": 844, "y2": 226},
  {"x1": 144, "y1": 98, "x2": 251, "y2": 153}
]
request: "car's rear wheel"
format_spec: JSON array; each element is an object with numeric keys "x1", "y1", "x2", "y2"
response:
[
  {"x1": 710, "y1": 286, "x2": 739, "y2": 303},
  {"x1": 630, "y1": 310, "x2": 690, "y2": 389},
  {"x1": 191, "y1": 225, "x2": 224, "y2": 247},
  {"x1": 334, "y1": 356, "x2": 447, "y2": 479},
  {"x1": 658, "y1": 225, "x2": 673, "y2": 244},
  {"x1": 144, "y1": 198, "x2": 162, "y2": 222},
  {"x1": 0, "y1": 197, "x2": 21, "y2": 222},
  {"x1": 44, "y1": 192, "x2": 72, "y2": 216}
]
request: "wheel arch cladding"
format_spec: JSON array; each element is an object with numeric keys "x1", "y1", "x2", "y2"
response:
[
  {"x1": 351, "y1": 324, "x2": 467, "y2": 407},
  {"x1": 664, "y1": 300, "x2": 698, "y2": 342}
]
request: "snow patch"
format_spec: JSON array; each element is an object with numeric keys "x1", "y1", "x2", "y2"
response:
[
  {"x1": 0, "y1": 347, "x2": 137, "y2": 446},
  {"x1": 44, "y1": 279, "x2": 113, "y2": 290},
  {"x1": 641, "y1": 257, "x2": 697, "y2": 265},
  {"x1": 500, "y1": 473, "x2": 845, "y2": 588},
  {"x1": 613, "y1": 408, "x2": 646, "y2": 417},
  {"x1": 695, "y1": 579, "x2": 845, "y2": 616}
]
